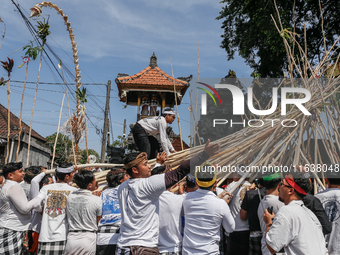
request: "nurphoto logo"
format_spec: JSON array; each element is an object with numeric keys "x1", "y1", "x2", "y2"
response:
[{"x1": 199, "y1": 82, "x2": 312, "y2": 128}]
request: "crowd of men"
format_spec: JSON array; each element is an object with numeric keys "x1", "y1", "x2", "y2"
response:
[{"x1": 0, "y1": 139, "x2": 339, "y2": 255}]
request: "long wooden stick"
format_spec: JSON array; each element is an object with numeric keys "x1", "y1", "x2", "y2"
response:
[
  {"x1": 27, "y1": 50, "x2": 43, "y2": 167},
  {"x1": 16, "y1": 62, "x2": 28, "y2": 162},
  {"x1": 170, "y1": 57, "x2": 183, "y2": 150},
  {"x1": 5, "y1": 73, "x2": 11, "y2": 164},
  {"x1": 51, "y1": 93, "x2": 65, "y2": 168}
]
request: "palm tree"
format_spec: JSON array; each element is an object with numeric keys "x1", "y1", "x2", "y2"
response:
[
  {"x1": 76, "y1": 87, "x2": 89, "y2": 163},
  {"x1": 1, "y1": 57, "x2": 14, "y2": 164},
  {"x1": 16, "y1": 42, "x2": 42, "y2": 162},
  {"x1": 27, "y1": 21, "x2": 50, "y2": 166}
]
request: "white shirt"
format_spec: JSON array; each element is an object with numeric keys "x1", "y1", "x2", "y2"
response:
[
  {"x1": 138, "y1": 116, "x2": 175, "y2": 155},
  {"x1": 315, "y1": 188, "x2": 340, "y2": 255},
  {"x1": 225, "y1": 181, "x2": 251, "y2": 231},
  {"x1": 36, "y1": 183, "x2": 77, "y2": 242},
  {"x1": 29, "y1": 172, "x2": 46, "y2": 233},
  {"x1": 92, "y1": 168, "x2": 103, "y2": 172},
  {"x1": 66, "y1": 189, "x2": 102, "y2": 231},
  {"x1": 117, "y1": 174, "x2": 166, "y2": 247},
  {"x1": 97, "y1": 187, "x2": 121, "y2": 245},
  {"x1": 182, "y1": 189, "x2": 235, "y2": 255},
  {"x1": 257, "y1": 195, "x2": 284, "y2": 255},
  {"x1": 266, "y1": 200, "x2": 327, "y2": 255},
  {"x1": 158, "y1": 191, "x2": 184, "y2": 253},
  {"x1": 0, "y1": 180, "x2": 37, "y2": 231}
]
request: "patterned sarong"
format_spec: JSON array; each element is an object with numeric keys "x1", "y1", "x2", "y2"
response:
[
  {"x1": 116, "y1": 245, "x2": 159, "y2": 255},
  {"x1": 0, "y1": 227, "x2": 25, "y2": 255},
  {"x1": 38, "y1": 241, "x2": 66, "y2": 255}
]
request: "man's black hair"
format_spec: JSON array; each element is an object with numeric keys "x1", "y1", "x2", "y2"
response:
[
  {"x1": 3, "y1": 162, "x2": 22, "y2": 179},
  {"x1": 39, "y1": 174, "x2": 52, "y2": 189},
  {"x1": 328, "y1": 178, "x2": 340, "y2": 185},
  {"x1": 123, "y1": 152, "x2": 140, "y2": 177},
  {"x1": 106, "y1": 169, "x2": 126, "y2": 188},
  {"x1": 186, "y1": 174, "x2": 196, "y2": 188},
  {"x1": 290, "y1": 172, "x2": 312, "y2": 198},
  {"x1": 24, "y1": 166, "x2": 41, "y2": 183},
  {"x1": 151, "y1": 166, "x2": 166, "y2": 176},
  {"x1": 325, "y1": 166, "x2": 340, "y2": 185},
  {"x1": 73, "y1": 170, "x2": 94, "y2": 189},
  {"x1": 59, "y1": 162, "x2": 73, "y2": 168},
  {"x1": 196, "y1": 170, "x2": 215, "y2": 190},
  {"x1": 263, "y1": 178, "x2": 281, "y2": 190}
]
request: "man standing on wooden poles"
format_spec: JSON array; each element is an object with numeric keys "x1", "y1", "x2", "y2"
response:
[{"x1": 132, "y1": 108, "x2": 177, "y2": 159}]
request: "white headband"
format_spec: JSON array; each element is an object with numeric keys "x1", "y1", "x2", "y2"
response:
[
  {"x1": 164, "y1": 110, "x2": 176, "y2": 115},
  {"x1": 56, "y1": 165, "x2": 74, "y2": 173}
]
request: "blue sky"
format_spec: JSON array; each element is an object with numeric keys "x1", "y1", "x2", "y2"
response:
[{"x1": 0, "y1": 0, "x2": 251, "y2": 157}]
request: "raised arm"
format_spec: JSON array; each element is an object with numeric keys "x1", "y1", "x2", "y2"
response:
[
  {"x1": 29, "y1": 172, "x2": 46, "y2": 200},
  {"x1": 164, "y1": 139, "x2": 220, "y2": 189}
]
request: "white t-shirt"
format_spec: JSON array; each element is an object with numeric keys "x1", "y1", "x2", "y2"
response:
[
  {"x1": 315, "y1": 188, "x2": 340, "y2": 255},
  {"x1": 0, "y1": 180, "x2": 37, "y2": 231},
  {"x1": 36, "y1": 183, "x2": 77, "y2": 242},
  {"x1": 138, "y1": 116, "x2": 175, "y2": 154},
  {"x1": 66, "y1": 189, "x2": 102, "y2": 231},
  {"x1": 97, "y1": 186, "x2": 121, "y2": 245},
  {"x1": 117, "y1": 174, "x2": 166, "y2": 247},
  {"x1": 257, "y1": 195, "x2": 284, "y2": 255},
  {"x1": 266, "y1": 200, "x2": 327, "y2": 255},
  {"x1": 158, "y1": 191, "x2": 184, "y2": 253},
  {"x1": 225, "y1": 181, "x2": 251, "y2": 232},
  {"x1": 182, "y1": 189, "x2": 235, "y2": 255}
]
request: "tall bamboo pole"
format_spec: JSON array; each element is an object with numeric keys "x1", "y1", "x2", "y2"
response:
[
  {"x1": 194, "y1": 41, "x2": 200, "y2": 146},
  {"x1": 51, "y1": 93, "x2": 65, "y2": 167},
  {"x1": 16, "y1": 61, "x2": 29, "y2": 162},
  {"x1": 30, "y1": 1, "x2": 83, "y2": 152},
  {"x1": 27, "y1": 50, "x2": 43, "y2": 167},
  {"x1": 170, "y1": 57, "x2": 184, "y2": 151},
  {"x1": 5, "y1": 73, "x2": 11, "y2": 164}
]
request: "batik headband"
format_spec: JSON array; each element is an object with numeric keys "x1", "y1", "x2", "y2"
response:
[{"x1": 124, "y1": 152, "x2": 148, "y2": 169}]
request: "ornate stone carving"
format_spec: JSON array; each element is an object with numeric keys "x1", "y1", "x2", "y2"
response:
[{"x1": 149, "y1": 52, "x2": 157, "y2": 68}]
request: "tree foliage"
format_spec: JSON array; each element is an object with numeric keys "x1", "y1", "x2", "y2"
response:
[
  {"x1": 80, "y1": 148, "x2": 99, "y2": 164},
  {"x1": 23, "y1": 41, "x2": 42, "y2": 61},
  {"x1": 217, "y1": 0, "x2": 340, "y2": 77},
  {"x1": 46, "y1": 132, "x2": 72, "y2": 164},
  {"x1": 111, "y1": 135, "x2": 124, "y2": 147}
]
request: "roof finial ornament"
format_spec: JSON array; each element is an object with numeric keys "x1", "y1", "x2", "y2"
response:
[{"x1": 149, "y1": 52, "x2": 157, "y2": 68}]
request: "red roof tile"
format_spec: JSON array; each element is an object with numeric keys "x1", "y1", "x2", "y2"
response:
[
  {"x1": 0, "y1": 103, "x2": 46, "y2": 142},
  {"x1": 172, "y1": 137, "x2": 190, "y2": 151},
  {"x1": 117, "y1": 66, "x2": 188, "y2": 87}
]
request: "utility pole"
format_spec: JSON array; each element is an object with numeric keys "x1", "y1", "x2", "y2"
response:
[{"x1": 101, "y1": 80, "x2": 111, "y2": 163}]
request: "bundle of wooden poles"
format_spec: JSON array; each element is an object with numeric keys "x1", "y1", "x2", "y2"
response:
[{"x1": 49, "y1": 4, "x2": 340, "y2": 195}]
